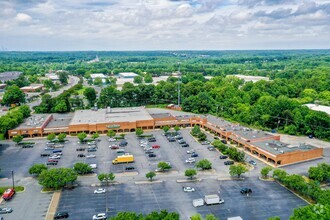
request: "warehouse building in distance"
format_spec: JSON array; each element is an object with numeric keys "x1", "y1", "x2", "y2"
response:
[{"x1": 8, "y1": 107, "x2": 323, "y2": 167}]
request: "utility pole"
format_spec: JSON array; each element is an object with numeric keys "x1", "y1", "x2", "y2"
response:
[{"x1": 12, "y1": 170, "x2": 15, "y2": 189}]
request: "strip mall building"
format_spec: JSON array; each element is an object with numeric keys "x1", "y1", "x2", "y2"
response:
[{"x1": 8, "y1": 107, "x2": 323, "y2": 167}]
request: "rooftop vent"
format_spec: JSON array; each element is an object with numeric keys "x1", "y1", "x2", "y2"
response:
[{"x1": 274, "y1": 148, "x2": 278, "y2": 151}]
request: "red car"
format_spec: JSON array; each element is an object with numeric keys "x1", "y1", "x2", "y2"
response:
[
  {"x1": 110, "y1": 145, "x2": 119, "y2": 149},
  {"x1": 2, "y1": 188, "x2": 15, "y2": 201},
  {"x1": 48, "y1": 159, "x2": 59, "y2": 162},
  {"x1": 152, "y1": 145, "x2": 160, "y2": 149}
]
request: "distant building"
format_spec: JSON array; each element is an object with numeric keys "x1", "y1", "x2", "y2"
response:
[
  {"x1": 45, "y1": 73, "x2": 60, "y2": 82},
  {"x1": 0, "y1": 71, "x2": 23, "y2": 82},
  {"x1": 87, "y1": 55, "x2": 99, "y2": 64},
  {"x1": 118, "y1": 72, "x2": 138, "y2": 78},
  {"x1": 20, "y1": 84, "x2": 44, "y2": 93},
  {"x1": 90, "y1": 73, "x2": 107, "y2": 83},
  {"x1": 231, "y1": 74, "x2": 269, "y2": 83},
  {"x1": 304, "y1": 104, "x2": 330, "y2": 115}
]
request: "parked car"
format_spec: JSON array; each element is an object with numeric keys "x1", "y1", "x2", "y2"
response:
[
  {"x1": 22, "y1": 144, "x2": 34, "y2": 148},
  {"x1": 240, "y1": 188, "x2": 252, "y2": 194},
  {"x1": 89, "y1": 164, "x2": 97, "y2": 169},
  {"x1": 88, "y1": 148, "x2": 97, "y2": 152},
  {"x1": 2, "y1": 188, "x2": 15, "y2": 201},
  {"x1": 41, "y1": 153, "x2": 51, "y2": 157},
  {"x1": 48, "y1": 159, "x2": 59, "y2": 163},
  {"x1": 45, "y1": 147, "x2": 54, "y2": 150},
  {"x1": 46, "y1": 162, "x2": 58, "y2": 166},
  {"x1": 175, "y1": 136, "x2": 183, "y2": 140},
  {"x1": 207, "y1": 146, "x2": 215, "y2": 151},
  {"x1": 201, "y1": 141, "x2": 210, "y2": 145},
  {"x1": 54, "y1": 212, "x2": 69, "y2": 219},
  {"x1": 77, "y1": 154, "x2": 86, "y2": 158},
  {"x1": 185, "y1": 158, "x2": 196, "y2": 163},
  {"x1": 125, "y1": 166, "x2": 135, "y2": 171},
  {"x1": 191, "y1": 153, "x2": 199, "y2": 157},
  {"x1": 94, "y1": 188, "x2": 106, "y2": 194},
  {"x1": 88, "y1": 141, "x2": 96, "y2": 145},
  {"x1": 0, "y1": 207, "x2": 13, "y2": 214},
  {"x1": 219, "y1": 155, "x2": 228, "y2": 159},
  {"x1": 110, "y1": 145, "x2": 119, "y2": 149},
  {"x1": 148, "y1": 137, "x2": 156, "y2": 142},
  {"x1": 145, "y1": 151, "x2": 154, "y2": 154},
  {"x1": 178, "y1": 139, "x2": 186, "y2": 144},
  {"x1": 221, "y1": 140, "x2": 227, "y2": 144},
  {"x1": 187, "y1": 150, "x2": 195, "y2": 154},
  {"x1": 181, "y1": 143, "x2": 189, "y2": 147},
  {"x1": 108, "y1": 138, "x2": 116, "y2": 142},
  {"x1": 86, "y1": 154, "x2": 96, "y2": 158},
  {"x1": 148, "y1": 153, "x2": 157, "y2": 158},
  {"x1": 214, "y1": 136, "x2": 219, "y2": 140},
  {"x1": 76, "y1": 148, "x2": 85, "y2": 151},
  {"x1": 224, "y1": 160, "x2": 234, "y2": 165},
  {"x1": 152, "y1": 145, "x2": 160, "y2": 149},
  {"x1": 183, "y1": 186, "x2": 195, "y2": 192},
  {"x1": 119, "y1": 141, "x2": 128, "y2": 146},
  {"x1": 93, "y1": 213, "x2": 107, "y2": 220},
  {"x1": 49, "y1": 155, "x2": 61, "y2": 159},
  {"x1": 168, "y1": 137, "x2": 176, "y2": 142},
  {"x1": 249, "y1": 160, "x2": 257, "y2": 165}
]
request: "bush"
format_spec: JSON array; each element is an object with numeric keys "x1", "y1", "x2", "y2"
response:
[{"x1": 196, "y1": 159, "x2": 212, "y2": 170}]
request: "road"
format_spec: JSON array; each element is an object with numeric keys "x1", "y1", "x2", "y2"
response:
[{"x1": 27, "y1": 75, "x2": 80, "y2": 110}]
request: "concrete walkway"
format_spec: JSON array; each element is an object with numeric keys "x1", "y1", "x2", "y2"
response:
[{"x1": 45, "y1": 191, "x2": 62, "y2": 220}]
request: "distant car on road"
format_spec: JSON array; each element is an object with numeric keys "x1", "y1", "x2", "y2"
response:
[
  {"x1": 249, "y1": 160, "x2": 257, "y2": 166},
  {"x1": 94, "y1": 188, "x2": 106, "y2": 194},
  {"x1": 93, "y1": 213, "x2": 107, "y2": 220},
  {"x1": 240, "y1": 188, "x2": 252, "y2": 194},
  {"x1": 54, "y1": 212, "x2": 69, "y2": 219},
  {"x1": 183, "y1": 186, "x2": 195, "y2": 192},
  {"x1": 0, "y1": 207, "x2": 13, "y2": 214}
]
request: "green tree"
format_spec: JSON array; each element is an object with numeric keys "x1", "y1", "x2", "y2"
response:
[
  {"x1": 57, "y1": 133, "x2": 67, "y2": 142},
  {"x1": 174, "y1": 125, "x2": 180, "y2": 134},
  {"x1": 191, "y1": 125, "x2": 201, "y2": 136},
  {"x1": 2, "y1": 85, "x2": 26, "y2": 105},
  {"x1": 58, "y1": 72, "x2": 68, "y2": 84},
  {"x1": 268, "y1": 217, "x2": 281, "y2": 220},
  {"x1": 136, "y1": 128, "x2": 144, "y2": 136},
  {"x1": 229, "y1": 164, "x2": 248, "y2": 178},
  {"x1": 13, "y1": 135, "x2": 23, "y2": 144},
  {"x1": 196, "y1": 159, "x2": 212, "y2": 170},
  {"x1": 198, "y1": 132, "x2": 207, "y2": 141},
  {"x1": 146, "y1": 171, "x2": 156, "y2": 182},
  {"x1": 92, "y1": 133, "x2": 100, "y2": 140},
  {"x1": 83, "y1": 87, "x2": 97, "y2": 104},
  {"x1": 162, "y1": 126, "x2": 170, "y2": 134},
  {"x1": 205, "y1": 214, "x2": 219, "y2": 220},
  {"x1": 133, "y1": 76, "x2": 143, "y2": 84},
  {"x1": 261, "y1": 166, "x2": 273, "y2": 179},
  {"x1": 29, "y1": 164, "x2": 48, "y2": 176},
  {"x1": 120, "y1": 133, "x2": 125, "y2": 139},
  {"x1": 47, "y1": 133, "x2": 56, "y2": 141},
  {"x1": 185, "y1": 169, "x2": 197, "y2": 180},
  {"x1": 157, "y1": 162, "x2": 172, "y2": 171},
  {"x1": 43, "y1": 79, "x2": 56, "y2": 91},
  {"x1": 93, "y1": 77, "x2": 103, "y2": 86},
  {"x1": 77, "y1": 132, "x2": 87, "y2": 143},
  {"x1": 144, "y1": 73, "x2": 153, "y2": 83},
  {"x1": 53, "y1": 100, "x2": 68, "y2": 113},
  {"x1": 190, "y1": 214, "x2": 203, "y2": 220},
  {"x1": 38, "y1": 168, "x2": 77, "y2": 189},
  {"x1": 107, "y1": 130, "x2": 116, "y2": 138},
  {"x1": 308, "y1": 163, "x2": 330, "y2": 183},
  {"x1": 73, "y1": 162, "x2": 92, "y2": 175},
  {"x1": 290, "y1": 204, "x2": 330, "y2": 220},
  {"x1": 98, "y1": 173, "x2": 116, "y2": 185}
]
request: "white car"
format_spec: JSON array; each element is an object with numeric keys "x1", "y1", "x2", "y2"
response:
[
  {"x1": 86, "y1": 154, "x2": 96, "y2": 158},
  {"x1": 108, "y1": 138, "x2": 116, "y2": 142},
  {"x1": 185, "y1": 158, "x2": 196, "y2": 163},
  {"x1": 49, "y1": 155, "x2": 61, "y2": 159},
  {"x1": 89, "y1": 164, "x2": 97, "y2": 169},
  {"x1": 186, "y1": 150, "x2": 195, "y2": 154},
  {"x1": 183, "y1": 186, "x2": 195, "y2": 192},
  {"x1": 93, "y1": 213, "x2": 107, "y2": 220},
  {"x1": 94, "y1": 188, "x2": 106, "y2": 194}
]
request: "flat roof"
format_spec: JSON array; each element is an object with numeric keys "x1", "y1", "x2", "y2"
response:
[
  {"x1": 146, "y1": 108, "x2": 196, "y2": 118},
  {"x1": 231, "y1": 74, "x2": 269, "y2": 82},
  {"x1": 231, "y1": 128, "x2": 271, "y2": 140},
  {"x1": 118, "y1": 72, "x2": 138, "y2": 77},
  {"x1": 0, "y1": 71, "x2": 22, "y2": 82},
  {"x1": 70, "y1": 107, "x2": 153, "y2": 125},
  {"x1": 90, "y1": 73, "x2": 106, "y2": 78},
  {"x1": 206, "y1": 115, "x2": 233, "y2": 129},
  {"x1": 20, "y1": 85, "x2": 43, "y2": 90},
  {"x1": 252, "y1": 140, "x2": 317, "y2": 155},
  {"x1": 17, "y1": 114, "x2": 50, "y2": 129},
  {"x1": 46, "y1": 113, "x2": 73, "y2": 128},
  {"x1": 304, "y1": 104, "x2": 330, "y2": 115}
]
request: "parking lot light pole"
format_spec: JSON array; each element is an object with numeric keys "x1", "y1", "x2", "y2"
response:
[{"x1": 12, "y1": 170, "x2": 15, "y2": 189}]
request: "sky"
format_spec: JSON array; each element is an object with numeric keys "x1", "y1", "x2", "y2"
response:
[{"x1": 0, "y1": 0, "x2": 329, "y2": 51}]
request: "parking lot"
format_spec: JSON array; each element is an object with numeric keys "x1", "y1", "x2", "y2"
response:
[{"x1": 0, "y1": 129, "x2": 310, "y2": 219}]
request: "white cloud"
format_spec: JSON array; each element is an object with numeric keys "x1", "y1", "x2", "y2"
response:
[{"x1": 15, "y1": 13, "x2": 32, "y2": 23}]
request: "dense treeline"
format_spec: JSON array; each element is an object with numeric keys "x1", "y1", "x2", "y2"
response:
[
  {"x1": 0, "y1": 50, "x2": 329, "y2": 139},
  {"x1": 0, "y1": 105, "x2": 31, "y2": 137}
]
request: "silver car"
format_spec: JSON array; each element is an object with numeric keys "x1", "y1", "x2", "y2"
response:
[{"x1": 0, "y1": 207, "x2": 13, "y2": 214}]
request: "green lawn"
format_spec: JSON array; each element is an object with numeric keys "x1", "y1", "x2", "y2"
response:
[{"x1": 0, "y1": 186, "x2": 25, "y2": 194}]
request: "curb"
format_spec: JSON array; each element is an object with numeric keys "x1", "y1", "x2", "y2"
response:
[
  {"x1": 258, "y1": 177, "x2": 275, "y2": 181},
  {"x1": 91, "y1": 182, "x2": 121, "y2": 187},
  {"x1": 217, "y1": 177, "x2": 245, "y2": 181},
  {"x1": 135, "y1": 180, "x2": 163, "y2": 184},
  {"x1": 275, "y1": 181, "x2": 312, "y2": 205},
  {"x1": 115, "y1": 172, "x2": 139, "y2": 177},
  {"x1": 45, "y1": 190, "x2": 62, "y2": 220},
  {"x1": 176, "y1": 178, "x2": 202, "y2": 183},
  {"x1": 155, "y1": 170, "x2": 178, "y2": 175}
]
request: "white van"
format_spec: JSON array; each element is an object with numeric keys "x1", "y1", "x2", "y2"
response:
[{"x1": 192, "y1": 198, "x2": 204, "y2": 207}]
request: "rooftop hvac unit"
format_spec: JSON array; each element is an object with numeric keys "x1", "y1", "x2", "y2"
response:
[
  {"x1": 279, "y1": 150, "x2": 284, "y2": 153},
  {"x1": 274, "y1": 148, "x2": 278, "y2": 151}
]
